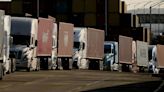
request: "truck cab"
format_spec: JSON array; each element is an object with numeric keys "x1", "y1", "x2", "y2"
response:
[
  {"x1": 73, "y1": 28, "x2": 87, "y2": 69},
  {"x1": 148, "y1": 45, "x2": 159, "y2": 74},
  {"x1": 103, "y1": 41, "x2": 118, "y2": 71},
  {"x1": 10, "y1": 17, "x2": 39, "y2": 72}
]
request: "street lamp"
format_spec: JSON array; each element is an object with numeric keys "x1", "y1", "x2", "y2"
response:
[
  {"x1": 37, "y1": 0, "x2": 39, "y2": 18},
  {"x1": 105, "y1": 0, "x2": 108, "y2": 37},
  {"x1": 143, "y1": 1, "x2": 152, "y2": 14}
]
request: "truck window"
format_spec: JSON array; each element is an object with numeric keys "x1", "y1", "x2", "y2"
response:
[
  {"x1": 74, "y1": 42, "x2": 80, "y2": 49},
  {"x1": 104, "y1": 45, "x2": 111, "y2": 53}
]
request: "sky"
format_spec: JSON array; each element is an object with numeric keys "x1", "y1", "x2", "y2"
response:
[
  {"x1": 121, "y1": 0, "x2": 164, "y2": 10},
  {"x1": 121, "y1": 0, "x2": 164, "y2": 35}
]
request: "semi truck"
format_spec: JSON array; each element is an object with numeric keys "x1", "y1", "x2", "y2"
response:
[
  {"x1": 37, "y1": 18, "x2": 54, "y2": 70},
  {"x1": 118, "y1": 35, "x2": 138, "y2": 72},
  {"x1": 0, "y1": 10, "x2": 5, "y2": 79},
  {"x1": 37, "y1": 19, "x2": 74, "y2": 70},
  {"x1": 73, "y1": 27, "x2": 104, "y2": 70},
  {"x1": 10, "y1": 17, "x2": 39, "y2": 72},
  {"x1": 3, "y1": 15, "x2": 16, "y2": 74},
  {"x1": 103, "y1": 41, "x2": 118, "y2": 71},
  {"x1": 57, "y1": 22, "x2": 74, "y2": 70},
  {"x1": 136, "y1": 41, "x2": 148, "y2": 72},
  {"x1": 149, "y1": 45, "x2": 164, "y2": 74}
]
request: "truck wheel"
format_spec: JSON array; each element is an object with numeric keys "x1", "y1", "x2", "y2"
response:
[{"x1": 0, "y1": 63, "x2": 3, "y2": 80}]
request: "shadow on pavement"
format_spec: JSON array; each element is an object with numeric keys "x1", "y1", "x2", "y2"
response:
[{"x1": 82, "y1": 81, "x2": 164, "y2": 92}]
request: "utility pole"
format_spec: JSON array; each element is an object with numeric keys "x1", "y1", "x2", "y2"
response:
[
  {"x1": 105, "y1": 0, "x2": 108, "y2": 37},
  {"x1": 37, "y1": 0, "x2": 39, "y2": 18}
]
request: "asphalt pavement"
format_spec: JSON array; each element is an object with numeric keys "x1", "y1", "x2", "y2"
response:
[{"x1": 0, "y1": 70, "x2": 163, "y2": 92}]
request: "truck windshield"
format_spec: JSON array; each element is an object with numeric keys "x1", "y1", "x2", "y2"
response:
[
  {"x1": 12, "y1": 35, "x2": 30, "y2": 45},
  {"x1": 104, "y1": 45, "x2": 111, "y2": 53},
  {"x1": 17, "y1": 51, "x2": 22, "y2": 59}
]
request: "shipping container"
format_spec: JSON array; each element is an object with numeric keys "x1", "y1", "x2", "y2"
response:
[
  {"x1": 72, "y1": 0, "x2": 85, "y2": 13},
  {"x1": 97, "y1": 14, "x2": 105, "y2": 29},
  {"x1": 132, "y1": 27, "x2": 144, "y2": 41},
  {"x1": 55, "y1": 14, "x2": 68, "y2": 22},
  {"x1": 57, "y1": 22, "x2": 74, "y2": 57},
  {"x1": 84, "y1": 13, "x2": 96, "y2": 27},
  {"x1": 0, "y1": 10, "x2": 4, "y2": 60},
  {"x1": 108, "y1": 13, "x2": 120, "y2": 26},
  {"x1": 85, "y1": 0, "x2": 96, "y2": 13},
  {"x1": 119, "y1": 35, "x2": 133, "y2": 64},
  {"x1": 132, "y1": 27, "x2": 150, "y2": 43},
  {"x1": 121, "y1": 1, "x2": 127, "y2": 14},
  {"x1": 108, "y1": 0, "x2": 121, "y2": 13},
  {"x1": 0, "y1": 3, "x2": 11, "y2": 14},
  {"x1": 0, "y1": 10, "x2": 4, "y2": 79},
  {"x1": 53, "y1": 0, "x2": 69, "y2": 13},
  {"x1": 96, "y1": 0, "x2": 105, "y2": 13},
  {"x1": 133, "y1": 15, "x2": 140, "y2": 27},
  {"x1": 86, "y1": 28, "x2": 104, "y2": 59},
  {"x1": 71, "y1": 13, "x2": 84, "y2": 27},
  {"x1": 136, "y1": 41, "x2": 148, "y2": 67},
  {"x1": 120, "y1": 13, "x2": 133, "y2": 27},
  {"x1": 11, "y1": 0, "x2": 23, "y2": 14},
  {"x1": 37, "y1": 18, "x2": 53, "y2": 57},
  {"x1": 156, "y1": 45, "x2": 164, "y2": 68},
  {"x1": 145, "y1": 28, "x2": 151, "y2": 44}
]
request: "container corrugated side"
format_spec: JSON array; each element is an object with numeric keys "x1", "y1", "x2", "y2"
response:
[
  {"x1": 157, "y1": 45, "x2": 164, "y2": 68},
  {"x1": 57, "y1": 22, "x2": 74, "y2": 57},
  {"x1": 86, "y1": 28, "x2": 104, "y2": 59},
  {"x1": 136, "y1": 41, "x2": 148, "y2": 67},
  {"x1": 37, "y1": 18, "x2": 53, "y2": 57},
  {"x1": 119, "y1": 35, "x2": 133, "y2": 64}
]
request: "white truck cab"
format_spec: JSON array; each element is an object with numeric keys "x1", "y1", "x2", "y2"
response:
[{"x1": 103, "y1": 41, "x2": 118, "y2": 71}]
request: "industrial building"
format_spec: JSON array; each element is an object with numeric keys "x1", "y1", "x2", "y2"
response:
[{"x1": 0, "y1": 0, "x2": 151, "y2": 43}]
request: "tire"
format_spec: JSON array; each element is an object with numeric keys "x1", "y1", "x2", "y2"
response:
[{"x1": 0, "y1": 63, "x2": 4, "y2": 80}]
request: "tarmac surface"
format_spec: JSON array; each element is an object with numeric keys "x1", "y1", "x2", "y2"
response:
[{"x1": 0, "y1": 70, "x2": 163, "y2": 92}]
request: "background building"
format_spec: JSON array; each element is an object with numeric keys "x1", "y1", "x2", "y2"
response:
[{"x1": 0, "y1": 0, "x2": 151, "y2": 43}]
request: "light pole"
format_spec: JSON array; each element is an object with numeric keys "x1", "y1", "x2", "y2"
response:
[
  {"x1": 143, "y1": 1, "x2": 152, "y2": 14},
  {"x1": 37, "y1": 0, "x2": 39, "y2": 18},
  {"x1": 105, "y1": 0, "x2": 108, "y2": 37}
]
